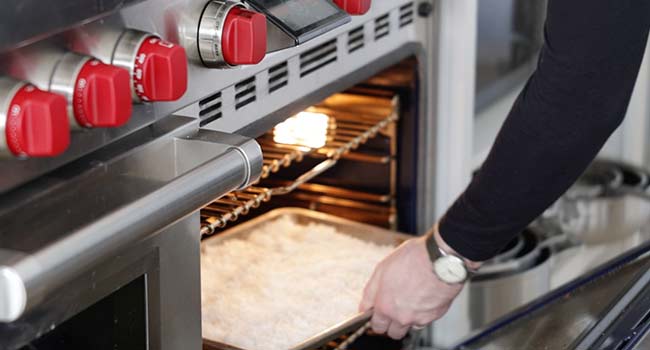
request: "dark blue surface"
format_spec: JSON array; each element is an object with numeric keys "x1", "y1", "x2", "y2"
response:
[{"x1": 457, "y1": 239, "x2": 650, "y2": 349}]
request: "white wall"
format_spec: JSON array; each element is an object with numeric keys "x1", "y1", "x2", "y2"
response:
[{"x1": 473, "y1": 40, "x2": 650, "y2": 171}]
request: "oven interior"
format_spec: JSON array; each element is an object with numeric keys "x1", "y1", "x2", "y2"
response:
[
  {"x1": 199, "y1": 57, "x2": 421, "y2": 350},
  {"x1": 14, "y1": 56, "x2": 422, "y2": 350},
  {"x1": 200, "y1": 57, "x2": 420, "y2": 236}
]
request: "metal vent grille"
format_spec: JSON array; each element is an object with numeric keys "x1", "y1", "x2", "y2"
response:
[
  {"x1": 198, "y1": 91, "x2": 222, "y2": 126},
  {"x1": 374, "y1": 13, "x2": 390, "y2": 40},
  {"x1": 300, "y1": 39, "x2": 337, "y2": 77},
  {"x1": 399, "y1": 3, "x2": 415, "y2": 27},
  {"x1": 268, "y1": 61, "x2": 289, "y2": 93},
  {"x1": 347, "y1": 26, "x2": 365, "y2": 53},
  {"x1": 235, "y1": 76, "x2": 256, "y2": 109}
]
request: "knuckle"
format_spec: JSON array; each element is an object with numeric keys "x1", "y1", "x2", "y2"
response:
[
  {"x1": 415, "y1": 314, "x2": 434, "y2": 325},
  {"x1": 395, "y1": 313, "x2": 414, "y2": 326},
  {"x1": 376, "y1": 300, "x2": 393, "y2": 316}
]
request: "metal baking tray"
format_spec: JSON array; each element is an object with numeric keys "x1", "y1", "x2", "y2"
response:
[{"x1": 201, "y1": 208, "x2": 412, "y2": 350}]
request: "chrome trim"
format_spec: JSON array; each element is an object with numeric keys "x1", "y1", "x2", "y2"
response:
[
  {"x1": 0, "y1": 78, "x2": 25, "y2": 158},
  {"x1": 111, "y1": 29, "x2": 150, "y2": 102},
  {"x1": 197, "y1": 0, "x2": 243, "y2": 68},
  {"x1": 0, "y1": 264, "x2": 26, "y2": 323},
  {"x1": 49, "y1": 53, "x2": 91, "y2": 129}
]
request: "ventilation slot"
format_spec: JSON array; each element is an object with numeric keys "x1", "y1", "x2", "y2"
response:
[
  {"x1": 300, "y1": 39, "x2": 337, "y2": 77},
  {"x1": 374, "y1": 14, "x2": 390, "y2": 40},
  {"x1": 399, "y1": 3, "x2": 415, "y2": 27},
  {"x1": 347, "y1": 26, "x2": 365, "y2": 53},
  {"x1": 268, "y1": 61, "x2": 289, "y2": 93},
  {"x1": 198, "y1": 91, "x2": 222, "y2": 126},
  {"x1": 235, "y1": 77, "x2": 256, "y2": 110}
]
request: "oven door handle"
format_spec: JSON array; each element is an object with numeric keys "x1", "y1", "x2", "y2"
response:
[{"x1": 0, "y1": 128, "x2": 263, "y2": 323}]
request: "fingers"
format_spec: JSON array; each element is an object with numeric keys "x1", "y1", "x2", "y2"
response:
[
  {"x1": 411, "y1": 324, "x2": 426, "y2": 331},
  {"x1": 414, "y1": 304, "x2": 451, "y2": 326},
  {"x1": 359, "y1": 264, "x2": 382, "y2": 312},
  {"x1": 370, "y1": 311, "x2": 391, "y2": 334},
  {"x1": 387, "y1": 322, "x2": 410, "y2": 340}
]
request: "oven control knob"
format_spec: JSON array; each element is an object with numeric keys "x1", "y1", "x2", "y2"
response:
[
  {"x1": 222, "y1": 7, "x2": 267, "y2": 65},
  {"x1": 333, "y1": 0, "x2": 371, "y2": 15},
  {"x1": 72, "y1": 59, "x2": 132, "y2": 128},
  {"x1": 112, "y1": 32, "x2": 188, "y2": 102},
  {"x1": 133, "y1": 37, "x2": 188, "y2": 102},
  {"x1": 0, "y1": 81, "x2": 70, "y2": 158},
  {"x1": 198, "y1": 1, "x2": 267, "y2": 68}
]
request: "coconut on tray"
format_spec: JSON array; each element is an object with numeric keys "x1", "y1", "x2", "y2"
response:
[{"x1": 200, "y1": 215, "x2": 395, "y2": 350}]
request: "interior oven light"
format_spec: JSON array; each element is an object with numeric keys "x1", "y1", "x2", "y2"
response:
[{"x1": 273, "y1": 111, "x2": 331, "y2": 148}]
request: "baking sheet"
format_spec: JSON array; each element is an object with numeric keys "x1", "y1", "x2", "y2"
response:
[{"x1": 201, "y1": 208, "x2": 411, "y2": 350}]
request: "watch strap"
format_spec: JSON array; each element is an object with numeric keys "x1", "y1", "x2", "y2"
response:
[
  {"x1": 425, "y1": 229, "x2": 476, "y2": 280},
  {"x1": 425, "y1": 229, "x2": 443, "y2": 262}
]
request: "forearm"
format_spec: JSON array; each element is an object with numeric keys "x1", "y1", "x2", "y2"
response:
[{"x1": 439, "y1": 0, "x2": 650, "y2": 261}]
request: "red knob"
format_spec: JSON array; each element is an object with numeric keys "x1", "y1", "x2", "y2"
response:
[
  {"x1": 5, "y1": 85, "x2": 70, "y2": 157},
  {"x1": 73, "y1": 60, "x2": 132, "y2": 128},
  {"x1": 133, "y1": 36, "x2": 188, "y2": 102},
  {"x1": 222, "y1": 7, "x2": 267, "y2": 66},
  {"x1": 333, "y1": 0, "x2": 371, "y2": 15}
]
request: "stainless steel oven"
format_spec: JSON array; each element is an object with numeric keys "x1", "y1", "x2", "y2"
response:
[
  {"x1": 0, "y1": 2, "x2": 648, "y2": 350},
  {"x1": 0, "y1": 1, "x2": 438, "y2": 349}
]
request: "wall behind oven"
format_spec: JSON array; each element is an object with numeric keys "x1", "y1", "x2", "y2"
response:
[{"x1": 472, "y1": 4, "x2": 650, "y2": 171}]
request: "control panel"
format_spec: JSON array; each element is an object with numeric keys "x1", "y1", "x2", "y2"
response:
[
  {"x1": 70, "y1": 29, "x2": 189, "y2": 102},
  {"x1": 245, "y1": 0, "x2": 350, "y2": 49},
  {"x1": 0, "y1": 0, "x2": 378, "y2": 187},
  {"x1": 9, "y1": 49, "x2": 133, "y2": 129}
]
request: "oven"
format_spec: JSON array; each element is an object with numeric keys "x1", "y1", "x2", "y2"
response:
[
  {"x1": 1, "y1": 2, "x2": 649, "y2": 349},
  {"x1": 0, "y1": 1, "x2": 439, "y2": 349}
]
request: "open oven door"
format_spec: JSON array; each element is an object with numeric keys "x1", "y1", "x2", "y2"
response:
[{"x1": 456, "y1": 239, "x2": 650, "y2": 350}]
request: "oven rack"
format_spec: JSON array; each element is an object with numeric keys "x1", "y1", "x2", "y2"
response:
[
  {"x1": 326, "y1": 323, "x2": 372, "y2": 350},
  {"x1": 200, "y1": 97, "x2": 398, "y2": 236}
]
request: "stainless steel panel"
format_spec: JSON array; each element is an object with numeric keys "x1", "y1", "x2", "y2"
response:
[
  {"x1": 467, "y1": 249, "x2": 551, "y2": 330},
  {"x1": 0, "y1": 116, "x2": 262, "y2": 322},
  {"x1": 0, "y1": 0, "x2": 427, "y2": 193},
  {"x1": 0, "y1": 214, "x2": 203, "y2": 350},
  {"x1": 0, "y1": 0, "x2": 145, "y2": 52}
]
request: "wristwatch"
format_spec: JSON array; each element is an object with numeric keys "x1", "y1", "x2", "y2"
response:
[{"x1": 425, "y1": 230, "x2": 474, "y2": 284}]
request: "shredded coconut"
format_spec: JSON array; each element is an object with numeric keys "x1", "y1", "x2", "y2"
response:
[{"x1": 201, "y1": 216, "x2": 393, "y2": 350}]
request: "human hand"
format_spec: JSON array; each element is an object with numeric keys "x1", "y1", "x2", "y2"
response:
[{"x1": 358, "y1": 232, "x2": 466, "y2": 339}]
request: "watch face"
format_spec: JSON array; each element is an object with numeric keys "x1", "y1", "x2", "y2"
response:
[{"x1": 434, "y1": 256, "x2": 467, "y2": 284}]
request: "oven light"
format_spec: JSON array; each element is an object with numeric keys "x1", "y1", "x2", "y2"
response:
[{"x1": 273, "y1": 111, "x2": 330, "y2": 148}]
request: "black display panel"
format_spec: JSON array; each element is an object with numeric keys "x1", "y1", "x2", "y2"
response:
[
  {"x1": 246, "y1": 0, "x2": 349, "y2": 40},
  {"x1": 21, "y1": 276, "x2": 147, "y2": 350}
]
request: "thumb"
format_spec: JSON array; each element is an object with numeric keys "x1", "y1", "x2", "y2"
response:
[{"x1": 359, "y1": 265, "x2": 382, "y2": 312}]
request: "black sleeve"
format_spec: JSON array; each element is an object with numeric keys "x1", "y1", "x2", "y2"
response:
[{"x1": 438, "y1": 0, "x2": 650, "y2": 262}]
